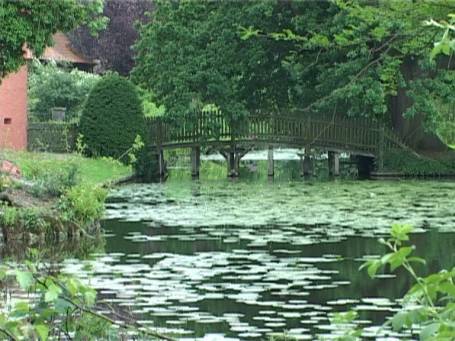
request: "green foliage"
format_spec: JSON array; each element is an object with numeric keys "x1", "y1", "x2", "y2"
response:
[
  {"x1": 0, "y1": 205, "x2": 49, "y2": 234},
  {"x1": 133, "y1": 125, "x2": 159, "y2": 182},
  {"x1": 426, "y1": 14, "x2": 455, "y2": 58},
  {"x1": 1, "y1": 205, "x2": 19, "y2": 227},
  {"x1": 384, "y1": 150, "x2": 455, "y2": 176},
  {"x1": 0, "y1": 0, "x2": 106, "y2": 79},
  {"x1": 127, "y1": 135, "x2": 145, "y2": 166},
  {"x1": 133, "y1": 0, "x2": 455, "y2": 142},
  {"x1": 27, "y1": 122, "x2": 78, "y2": 153},
  {"x1": 359, "y1": 224, "x2": 455, "y2": 340},
  {"x1": 138, "y1": 87, "x2": 165, "y2": 117},
  {"x1": 75, "y1": 133, "x2": 88, "y2": 155},
  {"x1": 29, "y1": 163, "x2": 79, "y2": 198},
  {"x1": 28, "y1": 61, "x2": 100, "y2": 121},
  {"x1": 0, "y1": 261, "x2": 114, "y2": 340},
  {"x1": 322, "y1": 311, "x2": 362, "y2": 341},
  {"x1": 3, "y1": 151, "x2": 131, "y2": 187},
  {"x1": 133, "y1": 0, "x2": 295, "y2": 121},
  {"x1": 80, "y1": 74, "x2": 145, "y2": 163},
  {"x1": 58, "y1": 184, "x2": 107, "y2": 226},
  {"x1": 0, "y1": 258, "x2": 172, "y2": 340},
  {"x1": 404, "y1": 66, "x2": 455, "y2": 145}
]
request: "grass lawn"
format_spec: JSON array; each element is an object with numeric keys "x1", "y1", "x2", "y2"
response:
[{"x1": 1, "y1": 151, "x2": 131, "y2": 186}]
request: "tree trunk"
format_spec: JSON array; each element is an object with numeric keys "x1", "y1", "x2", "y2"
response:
[{"x1": 388, "y1": 58, "x2": 448, "y2": 153}]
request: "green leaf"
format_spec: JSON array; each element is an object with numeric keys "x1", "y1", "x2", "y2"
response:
[
  {"x1": 380, "y1": 252, "x2": 394, "y2": 264},
  {"x1": 420, "y1": 322, "x2": 439, "y2": 340},
  {"x1": 389, "y1": 246, "x2": 414, "y2": 271},
  {"x1": 0, "y1": 266, "x2": 8, "y2": 281},
  {"x1": 44, "y1": 283, "x2": 62, "y2": 302},
  {"x1": 14, "y1": 301, "x2": 29, "y2": 314},
  {"x1": 16, "y1": 271, "x2": 34, "y2": 290},
  {"x1": 239, "y1": 25, "x2": 261, "y2": 40},
  {"x1": 66, "y1": 278, "x2": 79, "y2": 296},
  {"x1": 390, "y1": 224, "x2": 413, "y2": 242},
  {"x1": 439, "y1": 282, "x2": 455, "y2": 297},
  {"x1": 35, "y1": 324, "x2": 49, "y2": 341},
  {"x1": 408, "y1": 256, "x2": 426, "y2": 265},
  {"x1": 83, "y1": 288, "x2": 97, "y2": 306},
  {"x1": 55, "y1": 298, "x2": 73, "y2": 314},
  {"x1": 331, "y1": 310, "x2": 358, "y2": 324},
  {"x1": 366, "y1": 260, "x2": 382, "y2": 278},
  {"x1": 391, "y1": 311, "x2": 407, "y2": 331}
]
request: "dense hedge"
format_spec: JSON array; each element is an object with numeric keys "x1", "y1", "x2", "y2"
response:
[
  {"x1": 79, "y1": 74, "x2": 144, "y2": 162},
  {"x1": 28, "y1": 122, "x2": 77, "y2": 153},
  {"x1": 384, "y1": 150, "x2": 455, "y2": 176}
]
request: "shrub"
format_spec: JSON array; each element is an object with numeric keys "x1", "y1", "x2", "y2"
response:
[
  {"x1": 28, "y1": 60, "x2": 99, "y2": 121},
  {"x1": 58, "y1": 184, "x2": 107, "y2": 226},
  {"x1": 29, "y1": 163, "x2": 79, "y2": 198},
  {"x1": 0, "y1": 205, "x2": 49, "y2": 237},
  {"x1": 384, "y1": 150, "x2": 455, "y2": 176},
  {"x1": 79, "y1": 74, "x2": 145, "y2": 163}
]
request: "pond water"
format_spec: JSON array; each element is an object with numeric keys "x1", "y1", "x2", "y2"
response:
[{"x1": 63, "y1": 178, "x2": 455, "y2": 340}]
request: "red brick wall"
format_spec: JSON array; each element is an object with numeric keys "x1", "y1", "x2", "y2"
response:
[{"x1": 0, "y1": 65, "x2": 28, "y2": 150}]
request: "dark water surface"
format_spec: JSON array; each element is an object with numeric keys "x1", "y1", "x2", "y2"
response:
[{"x1": 63, "y1": 179, "x2": 455, "y2": 340}]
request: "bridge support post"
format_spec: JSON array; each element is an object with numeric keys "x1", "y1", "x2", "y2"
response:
[
  {"x1": 226, "y1": 148, "x2": 239, "y2": 178},
  {"x1": 158, "y1": 149, "x2": 166, "y2": 179},
  {"x1": 221, "y1": 145, "x2": 248, "y2": 178},
  {"x1": 268, "y1": 145, "x2": 274, "y2": 178},
  {"x1": 191, "y1": 146, "x2": 201, "y2": 179},
  {"x1": 301, "y1": 148, "x2": 313, "y2": 177},
  {"x1": 328, "y1": 151, "x2": 340, "y2": 177}
]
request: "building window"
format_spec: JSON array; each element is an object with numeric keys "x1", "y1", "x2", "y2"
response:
[{"x1": 4, "y1": 118, "x2": 11, "y2": 125}]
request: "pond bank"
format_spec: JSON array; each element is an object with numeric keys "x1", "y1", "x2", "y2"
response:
[{"x1": 0, "y1": 151, "x2": 131, "y2": 249}]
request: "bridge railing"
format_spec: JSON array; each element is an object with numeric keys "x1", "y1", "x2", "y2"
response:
[{"x1": 148, "y1": 110, "x2": 402, "y2": 155}]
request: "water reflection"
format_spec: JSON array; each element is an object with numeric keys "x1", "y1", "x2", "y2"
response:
[{"x1": 63, "y1": 180, "x2": 455, "y2": 340}]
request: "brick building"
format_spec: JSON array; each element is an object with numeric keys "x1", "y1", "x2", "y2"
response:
[{"x1": 0, "y1": 33, "x2": 93, "y2": 150}]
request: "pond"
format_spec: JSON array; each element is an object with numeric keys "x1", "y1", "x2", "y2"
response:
[{"x1": 63, "y1": 178, "x2": 455, "y2": 340}]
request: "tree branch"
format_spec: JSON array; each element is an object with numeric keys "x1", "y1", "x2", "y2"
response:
[{"x1": 0, "y1": 327, "x2": 18, "y2": 341}]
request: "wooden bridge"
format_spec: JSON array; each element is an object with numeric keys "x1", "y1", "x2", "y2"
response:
[{"x1": 147, "y1": 111, "x2": 405, "y2": 178}]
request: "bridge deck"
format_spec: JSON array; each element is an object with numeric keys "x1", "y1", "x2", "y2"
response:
[{"x1": 148, "y1": 111, "x2": 402, "y2": 157}]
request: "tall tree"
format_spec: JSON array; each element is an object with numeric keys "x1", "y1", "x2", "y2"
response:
[
  {"x1": 0, "y1": 0, "x2": 106, "y2": 79},
  {"x1": 266, "y1": 0, "x2": 455, "y2": 150},
  {"x1": 69, "y1": 0, "x2": 153, "y2": 76},
  {"x1": 133, "y1": 0, "x2": 455, "y2": 151},
  {"x1": 132, "y1": 0, "x2": 295, "y2": 121}
]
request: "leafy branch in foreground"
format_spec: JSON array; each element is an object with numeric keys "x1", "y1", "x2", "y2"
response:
[
  {"x1": 361, "y1": 223, "x2": 455, "y2": 340},
  {"x1": 425, "y1": 14, "x2": 455, "y2": 59},
  {"x1": 0, "y1": 256, "x2": 174, "y2": 341}
]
